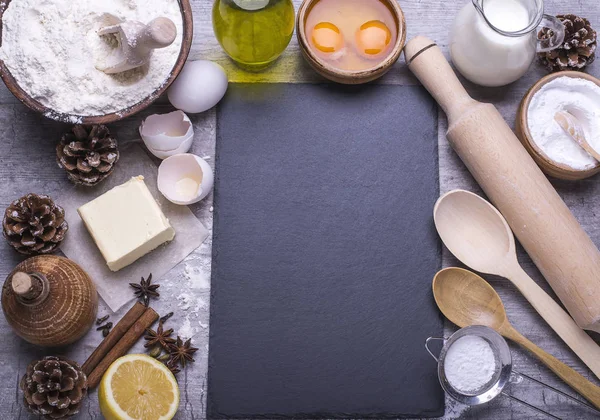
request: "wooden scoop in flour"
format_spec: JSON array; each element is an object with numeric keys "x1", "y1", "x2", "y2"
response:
[
  {"x1": 554, "y1": 110, "x2": 600, "y2": 161},
  {"x1": 96, "y1": 14, "x2": 177, "y2": 74}
]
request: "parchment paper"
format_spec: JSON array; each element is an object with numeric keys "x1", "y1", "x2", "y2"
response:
[{"x1": 59, "y1": 143, "x2": 209, "y2": 312}]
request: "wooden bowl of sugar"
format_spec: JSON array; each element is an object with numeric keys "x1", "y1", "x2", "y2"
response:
[
  {"x1": 0, "y1": 0, "x2": 193, "y2": 124},
  {"x1": 516, "y1": 71, "x2": 600, "y2": 181}
]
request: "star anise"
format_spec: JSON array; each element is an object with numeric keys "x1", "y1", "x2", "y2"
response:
[
  {"x1": 160, "y1": 312, "x2": 174, "y2": 324},
  {"x1": 144, "y1": 321, "x2": 176, "y2": 351},
  {"x1": 168, "y1": 337, "x2": 198, "y2": 368},
  {"x1": 165, "y1": 359, "x2": 181, "y2": 376},
  {"x1": 129, "y1": 273, "x2": 159, "y2": 306}
]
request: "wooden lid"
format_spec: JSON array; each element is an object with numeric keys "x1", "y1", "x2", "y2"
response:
[
  {"x1": 11, "y1": 271, "x2": 50, "y2": 304},
  {"x1": 1, "y1": 255, "x2": 98, "y2": 347}
]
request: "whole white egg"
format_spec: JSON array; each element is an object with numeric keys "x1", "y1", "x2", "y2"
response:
[{"x1": 168, "y1": 60, "x2": 228, "y2": 113}]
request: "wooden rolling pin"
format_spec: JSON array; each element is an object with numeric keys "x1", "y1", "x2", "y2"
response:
[{"x1": 405, "y1": 36, "x2": 600, "y2": 332}]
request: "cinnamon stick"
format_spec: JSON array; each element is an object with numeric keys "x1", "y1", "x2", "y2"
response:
[
  {"x1": 88, "y1": 308, "x2": 158, "y2": 388},
  {"x1": 87, "y1": 307, "x2": 158, "y2": 388},
  {"x1": 82, "y1": 302, "x2": 147, "y2": 376}
]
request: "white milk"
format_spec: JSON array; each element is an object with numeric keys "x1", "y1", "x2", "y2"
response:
[{"x1": 450, "y1": 0, "x2": 535, "y2": 87}]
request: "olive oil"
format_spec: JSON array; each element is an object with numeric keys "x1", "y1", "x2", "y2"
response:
[{"x1": 213, "y1": 0, "x2": 295, "y2": 71}]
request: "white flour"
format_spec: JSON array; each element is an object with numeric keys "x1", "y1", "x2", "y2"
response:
[
  {"x1": 0, "y1": 0, "x2": 183, "y2": 117},
  {"x1": 528, "y1": 77, "x2": 600, "y2": 170},
  {"x1": 444, "y1": 335, "x2": 497, "y2": 393}
]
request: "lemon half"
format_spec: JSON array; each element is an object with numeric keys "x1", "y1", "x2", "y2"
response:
[{"x1": 99, "y1": 354, "x2": 180, "y2": 420}]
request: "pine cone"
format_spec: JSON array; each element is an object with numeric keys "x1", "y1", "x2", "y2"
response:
[
  {"x1": 538, "y1": 14, "x2": 597, "y2": 72},
  {"x1": 20, "y1": 356, "x2": 88, "y2": 419},
  {"x1": 56, "y1": 125, "x2": 120, "y2": 187},
  {"x1": 3, "y1": 194, "x2": 68, "y2": 255}
]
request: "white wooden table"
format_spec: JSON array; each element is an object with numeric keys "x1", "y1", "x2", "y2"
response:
[{"x1": 1, "y1": 1, "x2": 599, "y2": 419}]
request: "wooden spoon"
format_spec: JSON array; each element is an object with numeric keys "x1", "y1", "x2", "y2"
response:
[
  {"x1": 433, "y1": 267, "x2": 600, "y2": 410},
  {"x1": 555, "y1": 111, "x2": 600, "y2": 162},
  {"x1": 434, "y1": 189, "x2": 600, "y2": 380}
]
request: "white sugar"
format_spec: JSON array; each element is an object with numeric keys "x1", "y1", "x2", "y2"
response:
[
  {"x1": 179, "y1": 316, "x2": 195, "y2": 340},
  {"x1": 528, "y1": 77, "x2": 600, "y2": 170},
  {"x1": 444, "y1": 335, "x2": 497, "y2": 393}
]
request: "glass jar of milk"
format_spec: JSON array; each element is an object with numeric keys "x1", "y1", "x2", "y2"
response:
[{"x1": 450, "y1": 0, "x2": 564, "y2": 87}]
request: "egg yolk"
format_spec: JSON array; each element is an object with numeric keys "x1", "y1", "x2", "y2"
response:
[
  {"x1": 356, "y1": 20, "x2": 392, "y2": 56},
  {"x1": 312, "y1": 22, "x2": 344, "y2": 53}
]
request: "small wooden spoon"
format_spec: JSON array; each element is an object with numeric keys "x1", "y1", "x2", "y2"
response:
[
  {"x1": 434, "y1": 189, "x2": 600, "y2": 380},
  {"x1": 554, "y1": 111, "x2": 600, "y2": 161},
  {"x1": 433, "y1": 267, "x2": 600, "y2": 410}
]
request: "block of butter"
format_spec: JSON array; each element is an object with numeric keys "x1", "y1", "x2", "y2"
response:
[{"x1": 78, "y1": 176, "x2": 175, "y2": 272}]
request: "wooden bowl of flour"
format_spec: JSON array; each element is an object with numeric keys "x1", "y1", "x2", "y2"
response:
[
  {"x1": 516, "y1": 71, "x2": 600, "y2": 181},
  {"x1": 0, "y1": 0, "x2": 193, "y2": 124}
]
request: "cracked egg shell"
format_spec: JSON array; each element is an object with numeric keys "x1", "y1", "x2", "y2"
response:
[
  {"x1": 158, "y1": 154, "x2": 214, "y2": 205},
  {"x1": 140, "y1": 111, "x2": 194, "y2": 159},
  {"x1": 146, "y1": 138, "x2": 194, "y2": 160}
]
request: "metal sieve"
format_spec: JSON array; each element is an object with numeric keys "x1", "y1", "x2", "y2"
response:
[{"x1": 426, "y1": 325, "x2": 600, "y2": 419}]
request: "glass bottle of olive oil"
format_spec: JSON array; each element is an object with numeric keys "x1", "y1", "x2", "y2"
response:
[{"x1": 213, "y1": 0, "x2": 295, "y2": 71}]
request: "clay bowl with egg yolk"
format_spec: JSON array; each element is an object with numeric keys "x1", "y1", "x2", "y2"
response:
[
  {"x1": 516, "y1": 71, "x2": 600, "y2": 181},
  {"x1": 0, "y1": 0, "x2": 193, "y2": 124},
  {"x1": 296, "y1": 0, "x2": 406, "y2": 84}
]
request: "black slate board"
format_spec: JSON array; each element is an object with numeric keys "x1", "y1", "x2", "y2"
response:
[{"x1": 208, "y1": 83, "x2": 443, "y2": 419}]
